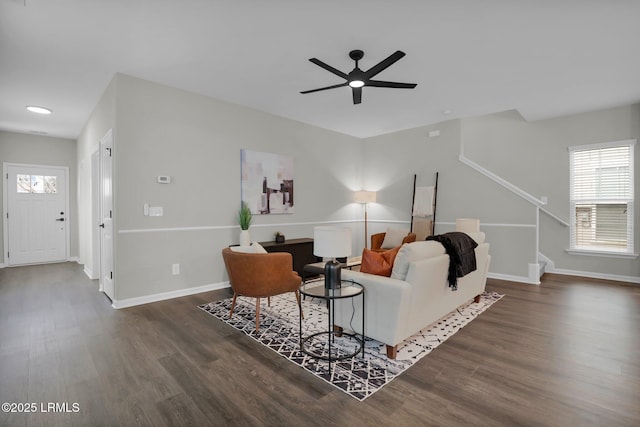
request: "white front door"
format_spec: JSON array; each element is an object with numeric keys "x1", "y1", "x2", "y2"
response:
[
  {"x1": 99, "y1": 130, "x2": 115, "y2": 300},
  {"x1": 5, "y1": 164, "x2": 68, "y2": 265}
]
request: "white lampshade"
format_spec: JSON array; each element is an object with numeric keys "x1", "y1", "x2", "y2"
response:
[
  {"x1": 313, "y1": 226, "x2": 352, "y2": 258},
  {"x1": 354, "y1": 190, "x2": 376, "y2": 204}
]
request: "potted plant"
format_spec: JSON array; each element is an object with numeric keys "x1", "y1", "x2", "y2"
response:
[
  {"x1": 238, "y1": 201, "x2": 252, "y2": 246},
  {"x1": 274, "y1": 231, "x2": 285, "y2": 243}
]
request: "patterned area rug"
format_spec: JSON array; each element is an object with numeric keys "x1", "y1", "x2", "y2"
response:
[{"x1": 199, "y1": 284, "x2": 503, "y2": 401}]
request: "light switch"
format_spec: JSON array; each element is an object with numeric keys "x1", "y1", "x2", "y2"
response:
[{"x1": 149, "y1": 206, "x2": 163, "y2": 216}]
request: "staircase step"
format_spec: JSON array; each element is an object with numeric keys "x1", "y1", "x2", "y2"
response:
[{"x1": 539, "y1": 261, "x2": 547, "y2": 278}]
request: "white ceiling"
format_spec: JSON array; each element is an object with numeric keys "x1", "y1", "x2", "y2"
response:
[{"x1": 2, "y1": 0, "x2": 640, "y2": 140}]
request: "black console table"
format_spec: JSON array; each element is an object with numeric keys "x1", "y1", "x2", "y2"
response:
[{"x1": 259, "y1": 238, "x2": 319, "y2": 276}]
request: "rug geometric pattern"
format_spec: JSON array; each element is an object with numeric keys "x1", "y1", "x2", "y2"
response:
[{"x1": 199, "y1": 286, "x2": 503, "y2": 401}]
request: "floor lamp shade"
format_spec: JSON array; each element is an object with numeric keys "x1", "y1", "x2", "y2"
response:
[
  {"x1": 354, "y1": 191, "x2": 377, "y2": 204},
  {"x1": 314, "y1": 227, "x2": 352, "y2": 289}
]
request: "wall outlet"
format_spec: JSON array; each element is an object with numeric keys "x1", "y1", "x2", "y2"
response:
[{"x1": 172, "y1": 263, "x2": 180, "y2": 275}]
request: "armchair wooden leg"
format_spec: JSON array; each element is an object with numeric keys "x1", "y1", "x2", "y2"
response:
[
  {"x1": 333, "y1": 325, "x2": 343, "y2": 337},
  {"x1": 229, "y1": 292, "x2": 238, "y2": 319},
  {"x1": 386, "y1": 345, "x2": 398, "y2": 360},
  {"x1": 474, "y1": 294, "x2": 481, "y2": 303},
  {"x1": 267, "y1": 296, "x2": 271, "y2": 307},
  {"x1": 295, "y1": 290, "x2": 304, "y2": 319},
  {"x1": 255, "y1": 297, "x2": 260, "y2": 331}
]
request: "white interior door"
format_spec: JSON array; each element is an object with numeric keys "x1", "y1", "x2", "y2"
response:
[
  {"x1": 91, "y1": 150, "x2": 100, "y2": 282},
  {"x1": 99, "y1": 130, "x2": 114, "y2": 300},
  {"x1": 5, "y1": 164, "x2": 68, "y2": 265}
]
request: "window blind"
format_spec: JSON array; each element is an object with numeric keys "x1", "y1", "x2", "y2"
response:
[{"x1": 569, "y1": 141, "x2": 635, "y2": 254}]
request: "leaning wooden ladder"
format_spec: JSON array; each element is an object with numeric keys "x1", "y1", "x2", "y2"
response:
[{"x1": 410, "y1": 172, "x2": 438, "y2": 239}]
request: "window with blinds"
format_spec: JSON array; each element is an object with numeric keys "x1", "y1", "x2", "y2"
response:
[{"x1": 569, "y1": 140, "x2": 635, "y2": 254}]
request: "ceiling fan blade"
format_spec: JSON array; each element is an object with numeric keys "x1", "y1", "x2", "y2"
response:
[
  {"x1": 300, "y1": 82, "x2": 348, "y2": 94},
  {"x1": 363, "y1": 50, "x2": 406, "y2": 79},
  {"x1": 352, "y1": 87, "x2": 362, "y2": 104},
  {"x1": 366, "y1": 80, "x2": 417, "y2": 89},
  {"x1": 308, "y1": 58, "x2": 348, "y2": 79}
]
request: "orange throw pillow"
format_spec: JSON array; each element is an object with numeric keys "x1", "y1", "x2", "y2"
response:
[{"x1": 360, "y1": 246, "x2": 401, "y2": 277}]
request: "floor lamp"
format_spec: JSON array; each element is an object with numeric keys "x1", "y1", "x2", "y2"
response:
[{"x1": 354, "y1": 191, "x2": 376, "y2": 248}]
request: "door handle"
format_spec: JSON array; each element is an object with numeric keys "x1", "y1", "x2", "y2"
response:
[
  {"x1": 56, "y1": 218, "x2": 65, "y2": 222},
  {"x1": 99, "y1": 223, "x2": 105, "y2": 228}
]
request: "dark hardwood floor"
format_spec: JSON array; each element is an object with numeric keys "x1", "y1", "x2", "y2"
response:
[{"x1": 1, "y1": 262, "x2": 639, "y2": 426}]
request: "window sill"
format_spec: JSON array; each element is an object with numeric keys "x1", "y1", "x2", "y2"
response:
[{"x1": 566, "y1": 249, "x2": 638, "y2": 259}]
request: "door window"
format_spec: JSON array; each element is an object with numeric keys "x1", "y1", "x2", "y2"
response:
[{"x1": 16, "y1": 174, "x2": 57, "y2": 194}]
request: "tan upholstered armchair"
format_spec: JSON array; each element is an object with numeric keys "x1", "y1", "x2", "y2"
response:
[
  {"x1": 221, "y1": 248, "x2": 302, "y2": 331},
  {"x1": 370, "y1": 232, "x2": 417, "y2": 252}
]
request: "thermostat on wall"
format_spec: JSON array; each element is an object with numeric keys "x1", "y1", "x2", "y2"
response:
[{"x1": 157, "y1": 175, "x2": 171, "y2": 184}]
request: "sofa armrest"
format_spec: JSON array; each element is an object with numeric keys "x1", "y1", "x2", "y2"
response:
[{"x1": 335, "y1": 269, "x2": 412, "y2": 346}]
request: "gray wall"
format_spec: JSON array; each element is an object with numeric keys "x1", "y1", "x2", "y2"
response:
[
  {"x1": 362, "y1": 119, "x2": 538, "y2": 280},
  {"x1": 6, "y1": 74, "x2": 639, "y2": 299},
  {"x1": 462, "y1": 106, "x2": 639, "y2": 280},
  {"x1": 83, "y1": 74, "x2": 363, "y2": 301},
  {"x1": 361, "y1": 105, "x2": 639, "y2": 282},
  {"x1": 0, "y1": 131, "x2": 78, "y2": 265}
]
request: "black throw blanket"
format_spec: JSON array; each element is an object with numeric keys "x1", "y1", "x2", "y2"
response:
[{"x1": 426, "y1": 232, "x2": 478, "y2": 290}]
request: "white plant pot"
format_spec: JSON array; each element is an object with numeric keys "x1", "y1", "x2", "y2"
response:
[{"x1": 239, "y1": 229, "x2": 251, "y2": 247}]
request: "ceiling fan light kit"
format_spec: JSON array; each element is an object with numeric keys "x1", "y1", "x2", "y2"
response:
[{"x1": 301, "y1": 49, "x2": 417, "y2": 104}]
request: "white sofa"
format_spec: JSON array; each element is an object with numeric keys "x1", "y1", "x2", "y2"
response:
[{"x1": 335, "y1": 232, "x2": 491, "y2": 359}]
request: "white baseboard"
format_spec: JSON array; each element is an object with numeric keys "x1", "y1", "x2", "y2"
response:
[
  {"x1": 0, "y1": 263, "x2": 5, "y2": 269},
  {"x1": 543, "y1": 267, "x2": 640, "y2": 285},
  {"x1": 83, "y1": 266, "x2": 98, "y2": 280},
  {"x1": 487, "y1": 272, "x2": 540, "y2": 285},
  {"x1": 111, "y1": 281, "x2": 231, "y2": 309},
  {"x1": 539, "y1": 252, "x2": 639, "y2": 285}
]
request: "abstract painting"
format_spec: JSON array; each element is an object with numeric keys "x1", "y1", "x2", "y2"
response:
[{"x1": 241, "y1": 149, "x2": 294, "y2": 214}]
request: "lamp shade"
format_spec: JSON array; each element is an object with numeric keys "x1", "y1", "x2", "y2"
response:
[
  {"x1": 313, "y1": 226, "x2": 352, "y2": 258},
  {"x1": 354, "y1": 190, "x2": 376, "y2": 204}
]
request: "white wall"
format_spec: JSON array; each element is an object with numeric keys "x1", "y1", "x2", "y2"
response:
[
  {"x1": 77, "y1": 77, "x2": 117, "y2": 279},
  {"x1": 0, "y1": 131, "x2": 78, "y2": 265}
]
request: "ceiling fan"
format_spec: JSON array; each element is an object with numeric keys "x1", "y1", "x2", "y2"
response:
[{"x1": 300, "y1": 49, "x2": 417, "y2": 104}]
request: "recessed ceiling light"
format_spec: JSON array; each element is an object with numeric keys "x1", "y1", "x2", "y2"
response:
[
  {"x1": 442, "y1": 109, "x2": 452, "y2": 115},
  {"x1": 26, "y1": 105, "x2": 52, "y2": 115}
]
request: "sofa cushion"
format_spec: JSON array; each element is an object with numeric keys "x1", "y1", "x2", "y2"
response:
[
  {"x1": 381, "y1": 228, "x2": 409, "y2": 248},
  {"x1": 360, "y1": 246, "x2": 401, "y2": 277},
  {"x1": 390, "y1": 241, "x2": 446, "y2": 280},
  {"x1": 467, "y1": 232, "x2": 485, "y2": 245}
]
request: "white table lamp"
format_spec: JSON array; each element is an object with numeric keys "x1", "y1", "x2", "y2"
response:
[{"x1": 314, "y1": 226, "x2": 352, "y2": 289}]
